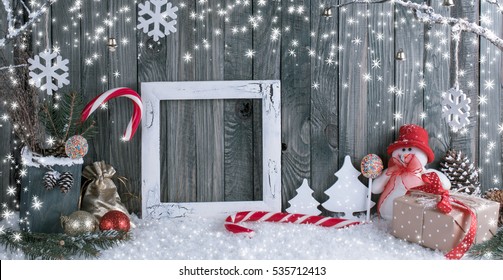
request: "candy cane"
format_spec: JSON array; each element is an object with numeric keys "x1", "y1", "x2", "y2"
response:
[
  {"x1": 81, "y1": 87, "x2": 142, "y2": 141},
  {"x1": 225, "y1": 211, "x2": 360, "y2": 237}
]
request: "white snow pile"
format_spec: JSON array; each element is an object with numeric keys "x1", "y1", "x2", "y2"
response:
[{"x1": 0, "y1": 215, "x2": 445, "y2": 260}]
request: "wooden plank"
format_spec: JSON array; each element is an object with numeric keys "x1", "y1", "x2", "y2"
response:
[
  {"x1": 366, "y1": 3, "x2": 394, "y2": 162},
  {"x1": 281, "y1": 0, "x2": 311, "y2": 210},
  {"x1": 161, "y1": 1, "x2": 197, "y2": 203},
  {"x1": 423, "y1": 1, "x2": 451, "y2": 168},
  {"x1": 338, "y1": 5, "x2": 368, "y2": 164},
  {"x1": 252, "y1": 0, "x2": 282, "y2": 201},
  {"x1": 449, "y1": 1, "x2": 480, "y2": 169},
  {"x1": 162, "y1": 100, "x2": 197, "y2": 202},
  {"x1": 108, "y1": 0, "x2": 141, "y2": 212},
  {"x1": 137, "y1": 0, "x2": 169, "y2": 205},
  {"x1": 80, "y1": 0, "x2": 109, "y2": 164},
  {"x1": 0, "y1": 0, "x2": 13, "y2": 206},
  {"x1": 309, "y1": 1, "x2": 339, "y2": 207},
  {"x1": 195, "y1": 1, "x2": 225, "y2": 202},
  {"x1": 479, "y1": 0, "x2": 502, "y2": 192},
  {"x1": 51, "y1": 0, "x2": 81, "y2": 93},
  {"x1": 223, "y1": 1, "x2": 253, "y2": 201},
  {"x1": 394, "y1": 0, "x2": 424, "y2": 130}
]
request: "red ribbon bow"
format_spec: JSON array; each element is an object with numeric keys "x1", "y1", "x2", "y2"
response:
[
  {"x1": 378, "y1": 154, "x2": 424, "y2": 214},
  {"x1": 411, "y1": 173, "x2": 452, "y2": 214},
  {"x1": 409, "y1": 172, "x2": 477, "y2": 260}
]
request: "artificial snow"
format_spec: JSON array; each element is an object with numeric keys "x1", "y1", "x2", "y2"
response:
[
  {"x1": 21, "y1": 147, "x2": 83, "y2": 168},
  {"x1": 0, "y1": 215, "x2": 446, "y2": 260}
]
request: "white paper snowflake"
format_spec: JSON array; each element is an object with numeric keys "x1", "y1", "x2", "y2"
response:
[
  {"x1": 28, "y1": 50, "x2": 70, "y2": 96},
  {"x1": 442, "y1": 88, "x2": 471, "y2": 132},
  {"x1": 137, "y1": 0, "x2": 179, "y2": 42}
]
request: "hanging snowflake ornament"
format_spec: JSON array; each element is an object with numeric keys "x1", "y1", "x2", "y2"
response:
[
  {"x1": 137, "y1": 0, "x2": 179, "y2": 42},
  {"x1": 441, "y1": 88, "x2": 471, "y2": 132},
  {"x1": 28, "y1": 50, "x2": 70, "y2": 96}
]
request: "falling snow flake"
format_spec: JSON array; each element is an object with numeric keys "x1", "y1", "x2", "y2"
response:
[
  {"x1": 371, "y1": 58, "x2": 381, "y2": 69},
  {"x1": 28, "y1": 50, "x2": 70, "y2": 96},
  {"x1": 137, "y1": 0, "x2": 179, "y2": 42}
]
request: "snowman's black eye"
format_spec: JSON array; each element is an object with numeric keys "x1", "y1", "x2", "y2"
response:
[
  {"x1": 408, "y1": 148, "x2": 412, "y2": 151},
  {"x1": 402, "y1": 148, "x2": 406, "y2": 152}
]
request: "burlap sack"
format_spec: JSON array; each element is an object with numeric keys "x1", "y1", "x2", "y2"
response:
[{"x1": 80, "y1": 161, "x2": 131, "y2": 222}]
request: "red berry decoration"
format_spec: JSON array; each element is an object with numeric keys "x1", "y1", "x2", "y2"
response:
[{"x1": 99, "y1": 210, "x2": 131, "y2": 232}]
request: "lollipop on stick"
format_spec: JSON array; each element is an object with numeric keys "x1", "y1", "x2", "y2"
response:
[{"x1": 361, "y1": 154, "x2": 384, "y2": 222}]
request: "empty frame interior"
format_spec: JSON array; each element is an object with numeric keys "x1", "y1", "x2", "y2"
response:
[{"x1": 159, "y1": 99, "x2": 263, "y2": 203}]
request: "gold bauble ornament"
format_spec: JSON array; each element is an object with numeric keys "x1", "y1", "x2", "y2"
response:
[{"x1": 60, "y1": 210, "x2": 98, "y2": 236}]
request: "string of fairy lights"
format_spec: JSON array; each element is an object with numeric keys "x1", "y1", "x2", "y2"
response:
[{"x1": 0, "y1": 0, "x2": 502, "y2": 220}]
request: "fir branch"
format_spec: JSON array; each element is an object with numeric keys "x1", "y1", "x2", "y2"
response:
[
  {"x1": 79, "y1": 119, "x2": 98, "y2": 141},
  {"x1": 62, "y1": 91, "x2": 78, "y2": 141},
  {"x1": 0, "y1": 228, "x2": 129, "y2": 260},
  {"x1": 39, "y1": 91, "x2": 98, "y2": 155},
  {"x1": 40, "y1": 103, "x2": 61, "y2": 140},
  {"x1": 468, "y1": 228, "x2": 503, "y2": 260}
]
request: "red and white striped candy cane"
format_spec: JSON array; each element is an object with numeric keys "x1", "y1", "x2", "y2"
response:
[
  {"x1": 81, "y1": 87, "x2": 142, "y2": 141},
  {"x1": 225, "y1": 211, "x2": 360, "y2": 236}
]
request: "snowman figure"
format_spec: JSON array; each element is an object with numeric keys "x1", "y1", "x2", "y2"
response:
[{"x1": 372, "y1": 124, "x2": 451, "y2": 220}]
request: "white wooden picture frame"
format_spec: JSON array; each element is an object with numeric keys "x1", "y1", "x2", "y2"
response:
[{"x1": 141, "y1": 80, "x2": 281, "y2": 218}]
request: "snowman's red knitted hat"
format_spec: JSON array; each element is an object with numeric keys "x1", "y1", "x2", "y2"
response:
[{"x1": 387, "y1": 124, "x2": 435, "y2": 163}]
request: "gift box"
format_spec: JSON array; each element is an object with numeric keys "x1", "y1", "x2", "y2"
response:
[{"x1": 392, "y1": 192, "x2": 500, "y2": 253}]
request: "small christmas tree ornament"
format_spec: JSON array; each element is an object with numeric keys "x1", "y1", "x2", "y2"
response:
[
  {"x1": 442, "y1": 88, "x2": 471, "y2": 132},
  {"x1": 483, "y1": 188, "x2": 503, "y2": 227},
  {"x1": 137, "y1": 0, "x2": 179, "y2": 41},
  {"x1": 99, "y1": 210, "x2": 131, "y2": 232},
  {"x1": 439, "y1": 149, "x2": 481, "y2": 196},
  {"x1": 65, "y1": 135, "x2": 89, "y2": 159},
  {"x1": 60, "y1": 210, "x2": 99, "y2": 236},
  {"x1": 58, "y1": 172, "x2": 74, "y2": 193},
  {"x1": 322, "y1": 155, "x2": 375, "y2": 219},
  {"x1": 28, "y1": 49, "x2": 70, "y2": 95},
  {"x1": 43, "y1": 170, "x2": 60, "y2": 190},
  {"x1": 286, "y1": 179, "x2": 321, "y2": 216}
]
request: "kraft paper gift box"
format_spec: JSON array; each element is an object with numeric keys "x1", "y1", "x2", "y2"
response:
[{"x1": 391, "y1": 192, "x2": 500, "y2": 252}]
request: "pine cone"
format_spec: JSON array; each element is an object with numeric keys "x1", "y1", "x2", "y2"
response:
[
  {"x1": 58, "y1": 172, "x2": 74, "y2": 193},
  {"x1": 483, "y1": 188, "x2": 503, "y2": 227},
  {"x1": 440, "y1": 149, "x2": 481, "y2": 196},
  {"x1": 43, "y1": 170, "x2": 60, "y2": 190}
]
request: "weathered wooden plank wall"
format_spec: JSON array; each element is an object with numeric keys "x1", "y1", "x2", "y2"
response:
[{"x1": 0, "y1": 0, "x2": 502, "y2": 215}]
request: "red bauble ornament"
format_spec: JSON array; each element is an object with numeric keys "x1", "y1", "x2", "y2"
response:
[{"x1": 99, "y1": 210, "x2": 131, "y2": 232}]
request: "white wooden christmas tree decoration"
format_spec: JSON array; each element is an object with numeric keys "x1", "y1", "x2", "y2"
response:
[
  {"x1": 137, "y1": 0, "x2": 179, "y2": 42},
  {"x1": 28, "y1": 50, "x2": 70, "y2": 95},
  {"x1": 322, "y1": 155, "x2": 375, "y2": 219},
  {"x1": 286, "y1": 179, "x2": 321, "y2": 216}
]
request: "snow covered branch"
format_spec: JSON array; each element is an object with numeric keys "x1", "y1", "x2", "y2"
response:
[
  {"x1": 337, "y1": 0, "x2": 503, "y2": 51},
  {"x1": 485, "y1": 0, "x2": 503, "y2": 12},
  {"x1": 0, "y1": 63, "x2": 27, "y2": 71},
  {"x1": 0, "y1": 0, "x2": 56, "y2": 48}
]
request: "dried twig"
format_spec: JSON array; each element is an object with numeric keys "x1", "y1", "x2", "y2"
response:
[{"x1": 0, "y1": 0, "x2": 56, "y2": 47}]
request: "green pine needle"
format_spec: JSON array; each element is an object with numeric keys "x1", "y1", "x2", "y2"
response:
[
  {"x1": 39, "y1": 92, "x2": 97, "y2": 154},
  {"x1": 468, "y1": 227, "x2": 503, "y2": 260},
  {"x1": 0, "y1": 228, "x2": 129, "y2": 260}
]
